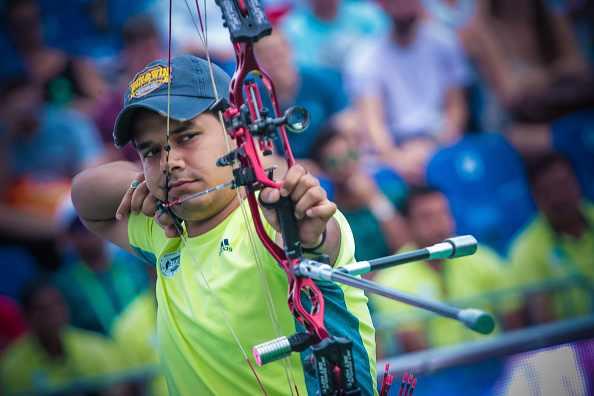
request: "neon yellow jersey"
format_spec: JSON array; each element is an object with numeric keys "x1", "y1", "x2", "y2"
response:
[
  {"x1": 0, "y1": 326, "x2": 123, "y2": 396},
  {"x1": 110, "y1": 288, "x2": 167, "y2": 396},
  {"x1": 508, "y1": 201, "x2": 594, "y2": 318},
  {"x1": 369, "y1": 243, "x2": 509, "y2": 348},
  {"x1": 128, "y1": 205, "x2": 377, "y2": 396}
]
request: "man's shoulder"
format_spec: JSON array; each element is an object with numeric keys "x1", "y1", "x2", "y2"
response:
[
  {"x1": 65, "y1": 326, "x2": 122, "y2": 361},
  {"x1": 509, "y1": 214, "x2": 552, "y2": 251},
  {"x1": 419, "y1": 20, "x2": 460, "y2": 46},
  {"x1": 345, "y1": 35, "x2": 390, "y2": 74},
  {"x1": 110, "y1": 290, "x2": 153, "y2": 338},
  {"x1": 1, "y1": 335, "x2": 34, "y2": 368}
]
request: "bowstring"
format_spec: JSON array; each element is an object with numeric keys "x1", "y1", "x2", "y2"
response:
[
  {"x1": 166, "y1": 1, "x2": 269, "y2": 394},
  {"x1": 187, "y1": 1, "x2": 299, "y2": 393},
  {"x1": 165, "y1": 0, "x2": 298, "y2": 394}
]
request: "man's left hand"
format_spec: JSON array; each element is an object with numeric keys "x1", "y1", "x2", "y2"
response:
[{"x1": 259, "y1": 165, "x2": 337, "y2": 249}]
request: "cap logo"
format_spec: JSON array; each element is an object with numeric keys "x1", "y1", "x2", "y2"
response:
[{"x1": 130, "y1": 65, "x2": 170, "y2": 99}]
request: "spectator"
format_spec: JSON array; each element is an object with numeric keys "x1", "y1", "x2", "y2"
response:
[
  {"x1": 279, "y1": 0, "x2": 390, "y2": 74},
  {"x1": 311, "y1": 123, "x2": 409, "y2": 264},
  {"x1": 254, "y1": 29, "x2": 349, "y2": 168},
  {"x1": 0, "y1": 278, "x2": 124, "y2": 395},
  {"x1": 0, "y1": 78, "x2": 106, "y2": 185},
  {"x1": 344, "y1": 0, "x2": 470, "y2": 184},
  {"x1": 460, "y1": 0, "x2": 594, "y2": 125},
  {"x1": 508, "y1": 152, "x2": 594, "y2": 324},
  {"x1": 53, "y1": 197, "x2": 148, "y2": 335},
  {"x1": 97, "y1": 13, "x2": 167, "y2": 162},
  {"x1": 369, "y1": 186, "x2": 519, "y2": 353},
  {"x1": 0, "y1": 77, "x2": 106, "y2": 270},
  {"x1": 3, "y1": 0, "x2": 108, "y2": 115},
  {"x1": 167, "y1": 0, "x2": 235, "y2": 75},
  {"x1": 111, "y1": 267, "x2": 167, "y2": 396}
]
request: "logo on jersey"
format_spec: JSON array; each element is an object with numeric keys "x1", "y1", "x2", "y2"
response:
[
  {"x1": 129, "y1": 65, "x2": 170, "y2": 99},
  {"x1": 219, "y1": 239, "x2": 233, "y2": 256},
  {"x1": 159, "y1": 251, "x2": 181, "y2": 278}
]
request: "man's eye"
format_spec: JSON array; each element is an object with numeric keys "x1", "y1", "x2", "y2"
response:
[
  {"x1": 181, "y1": 133, "x2": 197, "y2": 142},
  {"x1": 144, "y1": 148, "x2": 159, "y2": 158}
]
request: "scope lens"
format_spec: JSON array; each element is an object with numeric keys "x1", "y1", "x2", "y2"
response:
[{"x1": 284, "y1": 106, "x2": 310, "y2": 133}]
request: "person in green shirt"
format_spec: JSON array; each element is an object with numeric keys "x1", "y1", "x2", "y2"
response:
[
  {"x1": 71, "y1": 55, "x2": 377, "y2": 396},
  {"x1": 53, "y1": 197, "x2": 148, "y2": 335},
  {"x1": 0, "y1": 278, "x2": 125, "y2": 396},
  {"x1": 370, "y1": 186, "x2": 520, "y2": 354},
  {"x1": 508, "y1": 152, "x2": 594, "y2": 323},
  {"x1": 110, "y1": 267, "x2": 167, "y2": 396}
]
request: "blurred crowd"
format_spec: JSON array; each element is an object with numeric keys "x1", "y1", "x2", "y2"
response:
[{"x1": 1, "y1": 0, "x2": 593, "y2": 394}]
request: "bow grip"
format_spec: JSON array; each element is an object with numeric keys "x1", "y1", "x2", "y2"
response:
[
  {"x1": 258, "y1": 193, "x2": 302, "y2": 259},
  {"x1": 217, "y1": 0, "x2": 272, "y2": 44}
]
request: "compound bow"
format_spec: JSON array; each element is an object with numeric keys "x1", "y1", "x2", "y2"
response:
[{"x1": 159, "y1": 1, "x2": 495, "y2": 395}]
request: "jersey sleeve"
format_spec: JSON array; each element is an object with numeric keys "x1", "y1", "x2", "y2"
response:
[
  {"x1": 128, "y1": 214, "x2": 161, "y2": 268},
  {"x1": 333, "y1": 209, "x2": 357, "y2": 269}
]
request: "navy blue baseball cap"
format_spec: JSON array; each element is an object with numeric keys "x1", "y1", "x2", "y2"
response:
[{"x1": 113, "y1": 55, "x2": 231, "y2": 148}]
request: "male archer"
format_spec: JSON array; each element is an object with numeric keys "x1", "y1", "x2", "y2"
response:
[{"x1": 71, "y1": 55, "x2": 377, "y2": 395}]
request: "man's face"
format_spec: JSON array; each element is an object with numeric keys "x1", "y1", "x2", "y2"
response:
[
  {"x1": 2, "y1": 84, "x2": 41, "y2": 135},
  {"x1": 254, "y1": 32, "x2": 293, "y2": 87},
  {"x1": 7, "y1": 0, "x2": 43, "y2": 48},
  {"x1": 133, "y1": 110, "x2": 237, "y2": 222},
  {"x1": 318, "y1": 135, "x2": 358, "y2": 185},
  {"x1": 69, "y1": 222, "x2": 105, "y2": 257},
  {"x1": 311, "y1": 0, "x2": 340, "y2": 20},
  {"x1": 380, "y1": 0, "x2": 420, "y2": 37},
  {"x1": 407, "y1": 192, "x2": 454, "y2": 247},
  {"x1": 532, "y1": 161, "x2": 582, "y2": 226},
  {"x1": 27, "y1": 286, "x2": 69, "y2": 336}
]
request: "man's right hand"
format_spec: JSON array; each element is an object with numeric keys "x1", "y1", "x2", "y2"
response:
[{"x1": 116, "y1": 173, "x2": 182, "y2": 238}]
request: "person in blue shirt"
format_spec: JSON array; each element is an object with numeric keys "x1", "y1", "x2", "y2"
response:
[
  {"x1": 254, "y1": 29, "x2": 349, "y2": 167},
  {"x1": 311, "y1": 122, "x2": 409, "y2": 263}
]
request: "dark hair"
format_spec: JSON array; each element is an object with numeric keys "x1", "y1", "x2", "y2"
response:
[
  {"x1": 401, "y1": 184, "x2": 442, "y2": 218},
  {"x1": 309, "y1": 122, "x2": 344, "y2": 166},
  {"x1": 525, "y1": 151, "x2": 575, "y2": 184},
  {"x1": 20, "y1": 276, "x2": 55, "y2": 315},
  {"x1": 122, "y1": 13, "x2": 159, "y2": 45}
]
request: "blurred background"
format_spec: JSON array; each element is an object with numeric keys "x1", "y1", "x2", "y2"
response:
[{"x1": 0, "y1": 0, "x2": 593, "y2": 394}]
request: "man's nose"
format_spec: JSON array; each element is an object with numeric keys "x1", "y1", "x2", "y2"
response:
[{"x1": 160, "y1": 145, "x2": 185, "y2": 174}]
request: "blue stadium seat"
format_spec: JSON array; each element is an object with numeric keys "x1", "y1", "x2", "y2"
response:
[
  {"x1": 426, "y1": 133, "x2": 536, "y2": 255},
  {"x1": 0, "y1": 245, "x2": 40, "y2": 301},
  {"x1": 551, "y1": 107, "x2": 594, "y2": 202}
]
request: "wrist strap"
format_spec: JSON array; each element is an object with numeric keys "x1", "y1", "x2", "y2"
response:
[{"x1": 302, "y1": 228, "x2": 327, "y2": 254}]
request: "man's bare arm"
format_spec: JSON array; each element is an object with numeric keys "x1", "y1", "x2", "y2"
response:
[{"x1": 71, "y1": 161, "x2": 142, "y2": 254}]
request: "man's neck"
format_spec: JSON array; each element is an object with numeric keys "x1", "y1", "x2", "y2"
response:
[
  {"x1": 392, "y1": 29, "x2": 418, "y2": 47},
  {"x1": 551, "y1": 213, "x2": 588, "y2": 239},
  {"x1": 314, "y1": 3, "x2": 338, "y2": 21},
  {"x1": 184, "y1": 194, "x2": 241, "y2": 238},
  {"x1": 38, "y1": 331, "x2": 64, "y2": 358},
  {"x1": 427, "y1": 258, "x2": 443, "y2": 273}
]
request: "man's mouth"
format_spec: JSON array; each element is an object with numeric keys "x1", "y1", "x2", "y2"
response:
[{"x1": 167, "y1": 180, "x2": 198, "y2": 191}]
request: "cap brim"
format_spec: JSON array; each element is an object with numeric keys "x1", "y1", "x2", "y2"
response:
[{"x1": 113, "y1": 94, "x2": 216, "y2": 148}]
